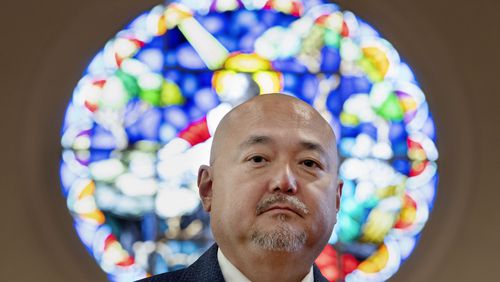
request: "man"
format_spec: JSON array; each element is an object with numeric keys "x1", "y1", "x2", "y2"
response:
[{"x1": 140, "y1": 94, "x2": 342, "y2": 282}]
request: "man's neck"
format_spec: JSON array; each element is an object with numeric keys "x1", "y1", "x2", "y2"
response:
[{"x1": 218, "y1": 244, "x2": 315, "y2": 282}]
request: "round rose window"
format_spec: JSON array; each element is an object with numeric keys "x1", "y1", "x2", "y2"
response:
[{"x1": 60, "y1": 0, "x2": 438, "y2": 281}]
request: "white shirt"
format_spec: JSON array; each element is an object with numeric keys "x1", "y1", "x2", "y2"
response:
[{"x1": 217, "y1": 248, "x2": 314, "y2": 282}]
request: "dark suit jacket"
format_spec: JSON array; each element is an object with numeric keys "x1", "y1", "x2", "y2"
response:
[{"x1": 137, "y1": 244, "x2": 328, "y2": 282}]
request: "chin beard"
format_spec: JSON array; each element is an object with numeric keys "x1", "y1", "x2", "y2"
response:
[{"x1": 250, "y1": 215, "x2": 307, "y2": 252}]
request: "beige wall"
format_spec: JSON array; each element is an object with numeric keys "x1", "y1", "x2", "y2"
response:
[{"x1": 1, "y1": 0, "x2": 498, "y2": 281}]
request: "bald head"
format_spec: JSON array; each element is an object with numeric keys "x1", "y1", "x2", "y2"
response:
[
  {"x1": 210, "y1": 93, "x2": 338, "y2": 169},
  {"x1": 197, "y1": 93, "x2": 343, "y2": 278}
]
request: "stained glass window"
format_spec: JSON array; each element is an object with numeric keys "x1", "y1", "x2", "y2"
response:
[{"x1": 60, "y1": 0, "x2": 438, "y2": 281}]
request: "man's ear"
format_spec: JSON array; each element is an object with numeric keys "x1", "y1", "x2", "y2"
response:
[
  {"x1": 198, "y1": 165, "x2": 213, "y2": 212},
  {"x1": 336, "y1": 180, "x2": 343, "y2": 212}
]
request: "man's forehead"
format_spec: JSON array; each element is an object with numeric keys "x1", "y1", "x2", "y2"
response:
[{"x1": 238, "y1": 134, "x2": 332, "y2": 156}]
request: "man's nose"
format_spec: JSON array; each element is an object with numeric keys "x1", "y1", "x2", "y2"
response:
[{"x1": 271, "y1": 164, "x2": 298, "y2": 194}]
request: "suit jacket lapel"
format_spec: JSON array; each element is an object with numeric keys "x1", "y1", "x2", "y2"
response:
[
  {"x1": 312, "y1": 264, "x2": 329, "y2": 282},
  {"x1": 179, "y1": 243, "x2": 225, "y2": 282},
  {"x1": 179, "y1": 243, "x2": 328, "y2": 282}
]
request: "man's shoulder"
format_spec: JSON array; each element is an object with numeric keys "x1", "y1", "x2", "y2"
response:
[
  {"x1": 136, "y1": 244, "x2": 224, "y2": 282},
  {"x1": 136, "y1": 268, "x2": 186, "y2": 282}
]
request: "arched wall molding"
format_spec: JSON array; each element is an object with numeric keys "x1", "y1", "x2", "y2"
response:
[{"x1": 18, "y1": 1, "x2": 476, "y2": 281}]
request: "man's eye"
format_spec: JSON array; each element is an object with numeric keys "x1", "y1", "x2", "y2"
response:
[
  {"x1": 302, "y1": 159, "x2": 319, "y2": 168},
  {"x1": 249, "y1": 156, "x2": 265, "y2": 163}
]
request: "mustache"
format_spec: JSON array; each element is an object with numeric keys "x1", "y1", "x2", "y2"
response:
[{"x1": 255, "y1": 194, "x2": 310, "y2": 217}]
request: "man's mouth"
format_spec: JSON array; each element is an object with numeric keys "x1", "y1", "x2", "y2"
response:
[
  {"x1": 255, "y1": 194, "x2": 310, "y2": 218},
  {"x1": 264, "y1": 205, "x2": 299, "y2": 215}
]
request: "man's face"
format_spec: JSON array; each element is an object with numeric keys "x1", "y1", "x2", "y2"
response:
[{"x1": 198, "y1": 96, "x2": 341, "y2": 259}]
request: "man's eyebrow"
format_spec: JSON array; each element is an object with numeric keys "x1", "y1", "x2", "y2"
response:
[
  {"x1": 238, "y1": 136, "x2": 330, "y2": 158},
  {"x1": 239, "y1": 135, "x2": 274, "y2": 148},
  {"x1": 299, "y1": 141, "x2": 327, "y2": 156}
]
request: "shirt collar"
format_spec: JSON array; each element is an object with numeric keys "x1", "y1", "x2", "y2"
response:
[{"x1": 217, "y1": 248, "x2": 314, "y2": 282}]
